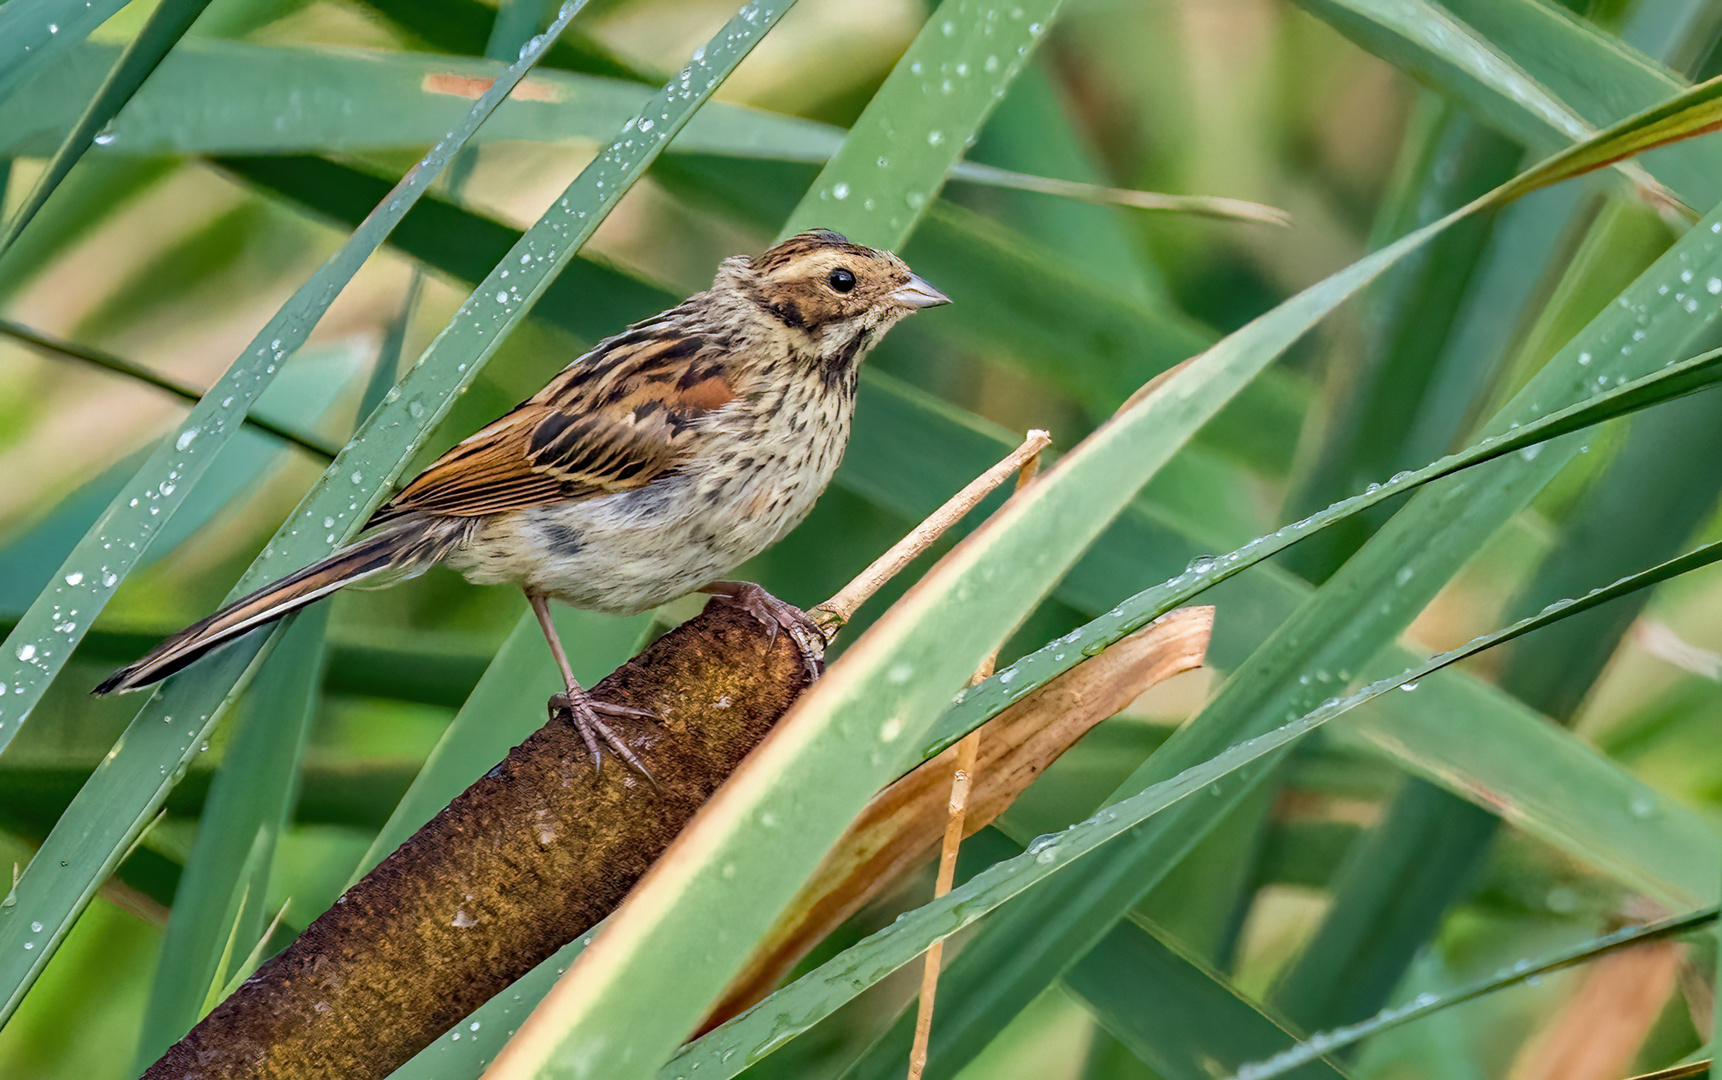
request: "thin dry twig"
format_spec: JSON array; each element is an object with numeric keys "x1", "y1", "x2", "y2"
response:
[
  {"x1": 810, "y1": 429, "x2": 1052, "y2": 635},
  {"x1": 906, "y1": 447, "x2": 1042, "y2": 1080}
]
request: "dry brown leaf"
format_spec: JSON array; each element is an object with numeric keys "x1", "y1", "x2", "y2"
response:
[
  {"x1": 1508, "y1": 930, "x2": 1682, "y2": 1080},
  {"x1": 706, "y1": 605, "x2": 1214, "y2": 1027}
]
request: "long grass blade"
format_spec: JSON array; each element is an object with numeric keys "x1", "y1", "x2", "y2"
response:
[
  {"x1": 1307, "y1": 0, "x2": 1722, "y2": 209},
  {"x1": 1487, "y1": 72, "x2": 1722, "y2": 208},
  {"x1": 945, "y1": 161, "x2": 1291, "y2": 224},
  {"x1": 0, "y1": 36, "x2": 1283, "y2": 222}
]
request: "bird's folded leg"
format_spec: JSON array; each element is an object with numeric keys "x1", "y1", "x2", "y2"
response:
[{"x1": 699, "y1": 580, "x2": 826, "y2": 680}]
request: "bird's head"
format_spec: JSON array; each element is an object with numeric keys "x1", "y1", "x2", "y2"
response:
[{"x1": 720, "y1": 229, "x2": 950, "y2": 373}]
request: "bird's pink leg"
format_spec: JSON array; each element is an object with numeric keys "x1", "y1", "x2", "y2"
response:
[{"x1": 526, "y1": 590, "x2": 653, "y2": 780}]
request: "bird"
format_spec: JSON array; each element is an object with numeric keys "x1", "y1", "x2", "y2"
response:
[{"x1": 95, "y1": 228, "x2": 951, "y2": 775}]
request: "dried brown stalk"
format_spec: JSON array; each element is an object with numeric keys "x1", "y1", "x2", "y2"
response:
[
  {"x1": 906, "y1": 445, "x2": 1042, "y2": 1080},
  {"x1": 905, "y1": 730, "x2": 980, "y2": 1080}
]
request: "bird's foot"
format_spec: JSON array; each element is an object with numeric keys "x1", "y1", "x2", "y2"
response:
[
  {"x1": 706, "y1": 581, "x2": 825, "y2": 681},
  {"x1": 548, "y1": 690, "x2": 656, "y2": 785}
]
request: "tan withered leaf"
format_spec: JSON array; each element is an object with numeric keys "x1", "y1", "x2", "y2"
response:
[
  {"x1": 1507, "y1": 912, "x2": 1683, "y2": 1080},
  {"x1": 705, "y1": 605, "x2": 1214, "y2": 1027}
]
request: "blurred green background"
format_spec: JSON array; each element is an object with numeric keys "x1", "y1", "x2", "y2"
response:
[{"x1": 5, "y1": 0, "x2": 1722, "y2": 1077}]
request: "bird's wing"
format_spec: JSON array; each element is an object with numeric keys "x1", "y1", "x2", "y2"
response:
[{"x1": 370, "y1": 329, "x2": 737, "y2": 523}]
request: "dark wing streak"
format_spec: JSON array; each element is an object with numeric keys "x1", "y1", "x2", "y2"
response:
[{"x1": 368, "y1": 334, "x2": 737, "y2": 525}]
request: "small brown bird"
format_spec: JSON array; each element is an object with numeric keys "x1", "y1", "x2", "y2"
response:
[{"x1": 96, "y1": 229, "x2": 950, "y2": 772}]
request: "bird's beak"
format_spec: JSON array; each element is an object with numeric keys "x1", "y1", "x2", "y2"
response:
[{"x1": 891, "y1": 274, "x2": 952, "y2": 310}]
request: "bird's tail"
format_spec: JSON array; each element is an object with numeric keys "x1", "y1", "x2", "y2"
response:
[{"x1": 93, "y1": 519, "x2": 467, "y2": 696}]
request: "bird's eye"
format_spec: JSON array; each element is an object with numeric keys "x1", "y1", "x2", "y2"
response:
[{"x1": 827, "y1": 267, "x2": 857, "y2": 293}]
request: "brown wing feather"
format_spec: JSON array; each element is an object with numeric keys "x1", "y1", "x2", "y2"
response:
[{"x1": 370, "y1": 331, "x2": 736, "y2": 524}]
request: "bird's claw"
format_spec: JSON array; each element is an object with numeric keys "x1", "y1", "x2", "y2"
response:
[
  {"x1": 548, "y1": 691, "x2": 656, "y2": 785},
  {"x1": 710, "y1": 583, "x2": 825, "y2": 681}
]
